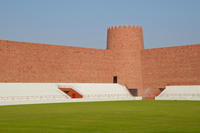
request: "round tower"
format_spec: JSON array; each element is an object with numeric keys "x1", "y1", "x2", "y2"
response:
[{"x1": 107, "y1": 25, "x2": 144, "y2": 96}]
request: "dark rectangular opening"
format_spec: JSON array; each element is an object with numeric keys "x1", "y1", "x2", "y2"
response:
[
  {"x1": 113, "y1": 76, "x2": 117, "y2": 83},
  {"x1": 159, "y1": 88, "x2": 165, "y2": 91},
  {"x1": 129, "y1": 88, "x2": 138, "y2": 96}
]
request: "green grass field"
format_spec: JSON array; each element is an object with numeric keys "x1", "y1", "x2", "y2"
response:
[{"x1": 0, "y1": 101, "x2": 200, "y2": 133}]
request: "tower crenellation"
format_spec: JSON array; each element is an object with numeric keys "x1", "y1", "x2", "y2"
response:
[
  {"x1": 107, "y1": 24, "x2": 144, "y2": 50},
  {"x1": 107, "y1": 25, "x2": 143, "y2": 32}
]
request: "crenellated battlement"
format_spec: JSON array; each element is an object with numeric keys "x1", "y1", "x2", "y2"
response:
[
  {"x1": 107, "y1": 24, "x2": 142, "y2": 32},
  {"x1": 107, "y1": 24, "x2": 144, "y2": 51}
]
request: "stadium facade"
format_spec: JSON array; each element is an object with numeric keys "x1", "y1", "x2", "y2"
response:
[{"x1": 0, "y1": 25, "x2": 200, "y2": 99}]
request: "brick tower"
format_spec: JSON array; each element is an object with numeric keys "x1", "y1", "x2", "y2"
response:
[{"x1": 107, "y1": 25, "x2": 144, "y2": 95}]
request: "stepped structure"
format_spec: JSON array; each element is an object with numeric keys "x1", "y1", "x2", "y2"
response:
[
  {"x1": 0, "y1": 25, "x2": 200, "y2": 99},
  {"x1": 0, "y1": 83, "x2": 140, "y2": 105}
]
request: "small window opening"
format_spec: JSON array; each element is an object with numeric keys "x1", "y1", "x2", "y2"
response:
[{"x1": 113, "y1": 76, "x2": 117, "y2": 83}]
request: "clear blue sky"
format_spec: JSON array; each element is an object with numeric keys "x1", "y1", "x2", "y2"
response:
[{"x1": 0, "y1": 0, "x2": 199, "y2": 49}]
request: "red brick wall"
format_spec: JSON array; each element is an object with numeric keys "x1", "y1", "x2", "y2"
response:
[
  {"x1": 107, "y1": 25, "x2": 144, "y2": 95},
  {"x1": 1, "y1": 25, "x2": 200, "y2": 98},
  {"x1": 0, "y1": 25, "x2": 145, "y2": 94},
  {"x1": 0, "y1": 40, "x2": 114, "y2": 83},
  {"x1": 142, "y1": 44, "x2": 200, "y2": 98}
]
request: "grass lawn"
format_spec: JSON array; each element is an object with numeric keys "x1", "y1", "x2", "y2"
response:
[{"x1": 0, "y1": 100, "x2": 200, "y2": 133}]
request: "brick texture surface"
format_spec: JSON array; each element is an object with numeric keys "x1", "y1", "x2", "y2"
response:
[
  {"x1": 0, "y1": 25, "x2": 200, "y2": 98},
  {"x1": 142, "y1": 44, "x2": 200, "y2": 98},
  {"x1": 0, "y1": 40, "x2": 114, "y2": 83},
  {"x1": 107, "y1": 25, "x2": 144, "y2": 95}
]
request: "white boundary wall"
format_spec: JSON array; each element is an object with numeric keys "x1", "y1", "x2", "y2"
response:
[
  {"x1": 155, "y1": 85, "x2": 200, "y2": 100},
  {"x1": 57, "y1": 83, "x2": 137, "y2": 99},
  {"x1": 0, "y1": 83, "x2": 70, "y2": 105},
  {"x1": 0, "y1": 83, "x2": 141, "y2": 105}
]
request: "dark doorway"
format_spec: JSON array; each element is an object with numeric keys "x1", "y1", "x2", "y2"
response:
[
  {"x1": 129, "y1": 88, "x2": 138, "y2": 96},
  {"x1": 113, "y1": 76, "x2": 117, "y2": 83}
]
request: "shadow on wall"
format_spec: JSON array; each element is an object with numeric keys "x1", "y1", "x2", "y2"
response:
[{"x1": 143, "y1": 88, "x2": 165, "y2": 100}]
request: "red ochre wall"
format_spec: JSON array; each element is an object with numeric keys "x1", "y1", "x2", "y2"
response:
[
  {"x1": 142, "y1": 44, "x2": 200, "y2": 98},
  {"x1": 107, "y1": 25, "x2": 144, "y2": 95},
  {"x1": 0, "y1": 40, "x2": 114, "y2": 83},
  {"x1": 0, "y1": 25, "x2": 200, "y2": 98}
]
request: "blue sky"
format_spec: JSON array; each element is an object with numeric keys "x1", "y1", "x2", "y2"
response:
[{"x1": 0, "y1": 0, "x2": 199, "y2": 49}]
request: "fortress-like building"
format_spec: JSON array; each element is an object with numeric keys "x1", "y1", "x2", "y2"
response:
[{"x1": 0, "y1": 25, "x2": 200, "y2": 99}]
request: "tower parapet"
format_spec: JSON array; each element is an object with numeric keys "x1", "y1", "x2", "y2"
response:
[
  {"x1": 107, "y1": 25, "x2": 144, "y2": 95},
  {"x1": 107, "y1": 25, "x2": 144, "y2": 50}
]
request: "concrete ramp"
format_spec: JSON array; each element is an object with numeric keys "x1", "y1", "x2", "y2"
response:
[{"x1": 155, "y1": 85, "x2": 200, "y2": 100}]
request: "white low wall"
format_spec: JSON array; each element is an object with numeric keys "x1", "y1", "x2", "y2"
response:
[
  {"x1": 0, "y1": 83, "x2": 70, "y2": 105},
  {"x1": 57, "y1": 83, "x2": 137, "y2": 99},
  {"x1": 0, "y1": 83, "x2": 141, "y2": 105},
  {"x1": 155, "y1": 85, "x2": 200, "y2": 100}
]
